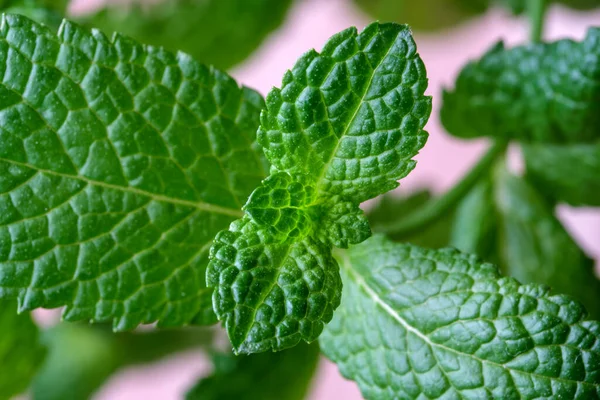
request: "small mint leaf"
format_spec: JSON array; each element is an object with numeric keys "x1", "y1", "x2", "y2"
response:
[
  {"x1": 207, "y1": 22, "x2": 431, "y2": 353},
  {"x1": 442, "y1": 28, "x2": 600, "y2": 143},
  {"x1": 321, "y1": 236, "x2": 600, "y2": 399},
  {"x1": 0, "y1": 15, "x2": 268, "y2": 330}
]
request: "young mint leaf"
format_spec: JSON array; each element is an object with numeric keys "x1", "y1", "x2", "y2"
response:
[
  {"x1": 76, "y1": 0, "x2": 293, "y2": 70},
  {"x1": 321, "y1": 235, "x2": 600, "y2": 399},
  {"x1": 0, "y1": 15, "x2": 268, "y2": 330},
  {"x1": 186, "y1": 343, "x2": 319, "y2": 400},
  {"x1": 523, "y1": 142, "x2": 600, "y2": 206},
  {"x1": 0, "y1": 301, "x2": 46, "y2": 398},
  {"x1": 441, "y1": 27, "x2": 600, "y2": 143},
  {"x1": 494, "y1": 168, "x2": 600, "y2": 319},
  {"x1": 208, "y1": 22, "x2": 431, "y2": 353}
]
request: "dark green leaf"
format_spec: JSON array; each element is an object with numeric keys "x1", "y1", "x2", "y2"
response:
[
  {"x1": 442, "y1": 28, "x2": 600, "y2": 143},
  {"x1": 186, "y1": 343, "x2": 319, "y2": 400},
  {"x1": 207, "y1": 22, "x2": 431, "y2": 353},
  {"x1": 322, "y1": 236, "x2": 600, "y2": 399},
  {"x1": 76, "y1": 0, "x2": 293, "y2": 70},
  {"x1": 523, "y1": 142, "x2": 600, "y2": 206},
  {"x1": 0, "y1": 15, "x2": 268, "y2": 330},
  {"x1": 494, "y1": 167, "x2": 600, "y2": 319},
  {"x1": 0, "y1": 301, "x2": 45, "y2": 399}
]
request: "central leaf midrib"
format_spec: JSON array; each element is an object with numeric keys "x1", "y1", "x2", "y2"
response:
[
  {"x1": 0, "y1": 157, "x2": 244, "y2": 218},
  {"x1": 338, "y1": 252, "x2": 599, "y2": 388},
  {"x1": 313, "y1": 29, "x2": 402, "y2": 194}
]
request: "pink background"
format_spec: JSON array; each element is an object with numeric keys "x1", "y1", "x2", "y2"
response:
[{"x1": 35, "y1": 1, "x2": 600, "y2": 398}]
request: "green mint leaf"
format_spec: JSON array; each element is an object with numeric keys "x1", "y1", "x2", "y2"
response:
[
  {"x1": 0, "y1": 15, "x2": 268, "y2": 330},
  {"x1": 449, "y1": 179, "x2": 498, "y2": 260},
  {"x1": 494, "y1": 167, "x2": 600, "y2": 319},
  {"x1": 31, "y1": 324, "x2": 211, "y2": 400},
  {"x1": 321, "y1": 235, "x2": 600, "y2": 399},
  {"x1": 523, "y1": 142, "x2": 600, "y2": 206},
  {"x1": 353, "y1": 0, "x2": 488, "y2": 32},
  {"x1": 77, "y1": 0, "x2": 293, "y2": 70},
  {"x1": 368, "y1": 189, "x2": 455, "y2": 248},
  {"x1": 442, "y1": 28, "x2": 600, "y2": 143},
  {"x1": 207, "y1": 22, "x2": 431, "y2": 353},
  {"x1": 0, "y1": 301, "x2": 46, "y2": 398},
  {"x1": 186, "y1": 343, "x2": 319, "y2": 400}
]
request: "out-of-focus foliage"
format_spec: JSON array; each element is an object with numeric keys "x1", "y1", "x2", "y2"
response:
[
  {"x1": 0, "y1": 301, "x2": 46, "y2": 399},
  {"x1": 31, "y1": 324, "x2": 212, "y2": 400},
  {"x1": 77, "y1": 0, "x2": 293, "y2": 70}
]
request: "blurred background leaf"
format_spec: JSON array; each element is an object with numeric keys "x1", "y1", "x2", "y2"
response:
[
  {"x1": 186, "y1": 342, "x2": 320, "y2": 400},
  {"x1": 0, "y1": 301, "x2": 45, "y2": 400},
  {"x1": 31, "y1": 324, "x2": 213, "y2": 400}
]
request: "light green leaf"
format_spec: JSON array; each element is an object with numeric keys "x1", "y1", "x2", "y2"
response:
[
  {"x1": 449, "y1": 179, "x2": 497, "y2": 259},
  {"x1": 321, "y1": 236, "x2": 600, "y2": 399},
  {"x1": 76, "y1": 0, "x2": 293, "y2": 70},
  {"x1": 494, "y1": 167, "x2": 600, "y2": 319},
  {"x1": 0, "y1": 0, "x2": 68, "y2": 28},
  {"x1": 523, "y1": 142, "x2": 600, "y2": 206},
  {"x1": 0, "y1": 15, "x2": 268, "y2": 330},
  {"x1": 31, "y1": 323, "x2": 212, "y2": 400},
  {"x1": 208, "y1": 22, "x2": 431, "y2": 353},
  {"x1": 441, "y1": 28, "x2": 600, "y2": 143},
  {"x1": 186, "y1": 342, "x2": 319, "y2": 400},
  {"x1": 0, "y1": 301, "x2": 46, "y2": 399},
  {"x1": 368, "y1": 189, "x2": 455, "y2": 248}
]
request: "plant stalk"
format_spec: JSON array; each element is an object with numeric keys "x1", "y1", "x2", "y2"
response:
[
  {"x1": 372, "y1": 141, "x2": 507, "y2": 237},
  {"x1": 528, "y1": 0, "x2": 547, "y2": 42}
]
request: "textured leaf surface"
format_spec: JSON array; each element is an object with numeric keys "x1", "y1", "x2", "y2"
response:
[
  {"x1": 31, "y1": 324, "x2": 211, "y2": 400},
  {"x1": 77, "y1": 0, "x2": 293, "y2": 70},
  {"x1": 207, "y1": 22, "x2": 431, "y2": 353},
  {"x1": 321, "y1": 236, "x2": 600, "y2": 399},
  {"x1": 0, "y1": 301, "x2": 46, "y2": 399},
  {"x1": 494, "y1": 168, "x2": 600, "y2": 320},
  {"x1": 524, "y1": 142, "x2": 600, "y2": 206},
  {"x1": 0, "y1": 15, "x2": 268, "y2": 330},
  {"x1": 442, "y1": 28, "x2": 600, "y2": 143},
  {"x1": 186, "y1": 343, "x2": 319, "y2": 400}
]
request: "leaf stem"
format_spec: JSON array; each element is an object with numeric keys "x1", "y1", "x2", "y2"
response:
[
  {"x1": 372, "y1": 141, "x2": 507, "y2": 237},
  {"x1": 528, "y1": 0, "x2": 547, "y2": 43}
]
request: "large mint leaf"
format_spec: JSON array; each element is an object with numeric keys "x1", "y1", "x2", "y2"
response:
[
  {"x1": 186, "y1": 343, "x2": 319, "y2": 400},
  {"x1": 441, "y1": 28, "x2": 600, "y2": 143},
  {"x1": 321, "y1": 236, "x2": 600, "y2": 399},
  {"x1": 208, "y1": 22, "x2": 431, "y2": 353},
  {"x1": 76, "y1": 0, "x2": 293, "y2": 70},
  {"x1": 0, "y1": 15, "x2": 268, "y2": 330},
  {"x1": 523, "y1": 142, "x2": 600, "y2": 206},
  {"x1": 0, "y1": 301, "x2": 46, "y2": 398},
  {"x1": 494, "y1": 168, "x2": 600, "y2": 319}
]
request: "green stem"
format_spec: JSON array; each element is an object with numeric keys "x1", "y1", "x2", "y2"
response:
[
  {"x1": 372, "y1": 141, "x2": 507, "y2": 237},
  {"x1": 528, "y1": 0, "x2": 547, "y2": 43}
]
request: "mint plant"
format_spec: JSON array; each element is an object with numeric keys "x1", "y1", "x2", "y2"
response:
[{"x1": 1, "y1": 0, "x2": 600, "y2": 398}]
